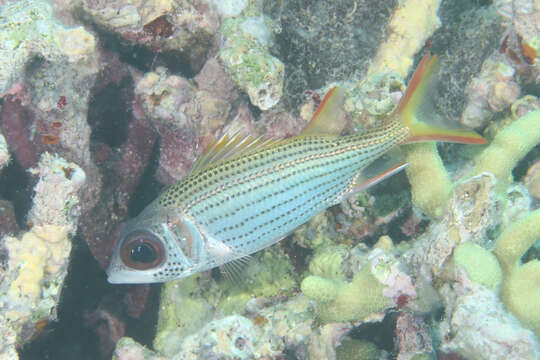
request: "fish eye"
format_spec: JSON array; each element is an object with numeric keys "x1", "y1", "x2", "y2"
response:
[{"x1": 120, "y1": 231, "x2": 164, "y2": 270}]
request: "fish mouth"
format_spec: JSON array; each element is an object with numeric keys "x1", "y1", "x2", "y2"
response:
[{"x1": 106, "y1": 266, "x2": 160, "y2": 284}]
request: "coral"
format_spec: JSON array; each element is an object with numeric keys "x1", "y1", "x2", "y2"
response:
[
  {"x1": 218, "y1": 16, "x2": 284, "y2": 110},
  {"x1": 461, "y1": 54, "x2": 520, "y2": 129},
  {"x1": 154, "y1": 247, "x2": 297, "y2": 357},
  {"x1": 153, "y1": 275, "x2": 216, "y2": 357},
  {"x1": 0, "y1": 0, "x2": 96, "y2": 94},
  {"x1": 292, "y1": 211, "x2": 342, "y2": 249},
  {"x1": 175, "y1": 315, "x2": 266, "y2": 360},
  {"x1": 27, "y1": 153, "x2": 86, "y2": 232},
  {"x1": 222, "y1": 247, "x2": 297, "y2": 299},
  {"x1": 404, "y1": 174, "x2": 499, "y2": 283},
  {"x1": 395, "y1": 312, "x2": 434, "y2": 360},
  {"x1": 369, "y1": 0, "x2": 442, "y2": 77},
  {"x1": 494, "y1": 209, "x2": 540, "y2": 337},
  {"x1": 77, "y1": 0, "x2": 219, "y2": 72},
  {"x1": 336, "y1": 338, "x2": 381, "y2": 360},
  {"x1": 452, "y1": 242, "x2": 502, "y2": 289},
  {"x1": 134, "y1": 62, "x2": 239, "y2": 184},
  {"x1": 405, "y1": 99, "x2": 540, "y2": 217},
  {"x1": 307, "y1": 323, "x2": 353, "y2": 360},
  {"x1": 153, "y1": 294, "x2": 322, "y2": 359},
  {"x1": 472, "y1": 108, "x2": 540, "y2": 190},
  {"x1": 345, "y1": 72, "x2": 404, "y2": 128},
  {"x1": 404, "y1": 143, "x2": 452, "y2": 218},
  {"x1": 114, "y1": 337, "x2": 166, "y2": 360},
  {"x1": 0, "y1": 153, "x2": 85, "y2": 357},
  {"x1": 439, "y1": 285, "x2": 539, "y2": 360},
  {"x1": 0, "y1": 132, "x2": 9, "y2": 170},
  {"x1": 302, "y1": 265, "x2": 389, "y2": 323},
  {"x1": 302, "y1": 246, "x2": 416, "y2": 323},
  {"x1": 524, "y1": 159, "x2": 540, "y2": 199}
]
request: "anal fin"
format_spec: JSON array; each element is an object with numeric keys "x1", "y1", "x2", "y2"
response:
[{"x1": 351, "y1": 149, "x2": 408, "y2": 194}]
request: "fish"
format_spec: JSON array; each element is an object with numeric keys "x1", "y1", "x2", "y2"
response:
[{"x1": 107, "y1": 52, "x2": 486, "y2": 284}]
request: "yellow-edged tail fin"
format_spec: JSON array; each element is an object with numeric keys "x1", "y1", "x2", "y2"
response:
[{"x1": 398, "y1": 52, "x2": 487, "y2": 145}]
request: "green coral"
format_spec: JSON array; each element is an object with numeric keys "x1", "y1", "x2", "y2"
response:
[
  {"x1": 220, "y1": 247, "x2": 297, "y2": 302},
  {"x1": 218, "y1": 17, "x2": 284, "y2": 110},
  {"x1": 153, "y1": 276, "x2": 216, "y2": 357},
  {"x1": 302, "y1": 266, "x2": 390, "y2": 323},
  {"x1": 404, "y1": 142, "x2": 452, "y2": 218},
  {"x1": 472, "y1": 109, "x2": 540, "y2": 190},
  {"x1": 336, "y1": 338, "x2": 381, "y2": 360},
  {"x1": 453, "y1": 242, "x2": 502, "y2": 289},
  {"x1": 406, "y1": 106, "x2": 540, "y2": 218},
  {"x1": 308, "y1": 244, "x2": 349, "y2": 279},
  {"x1": 493, "y1": 209, "x2": 540, "y2": 337}
]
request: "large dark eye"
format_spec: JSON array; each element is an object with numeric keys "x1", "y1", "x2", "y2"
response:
[{"x1": 120, "y1": 231, "x2": 165, "y2": 270}]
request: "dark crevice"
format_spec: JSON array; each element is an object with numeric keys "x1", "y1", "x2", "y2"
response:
[
  {"x1": 128, "y1": 139, "x2": 163, "y2": 217},
  {"x1": 0, "y1": 160, "x2": 34, "y2": 228},
  {"x1": 19, "y1": 235, "x2": 162, "y2": 360},
  {"x1": 347, "y1": 311, "x2": 399, "y2": 353},
  {"x1": 87, "y1": 77, "x2": 133, "y2": 149}
]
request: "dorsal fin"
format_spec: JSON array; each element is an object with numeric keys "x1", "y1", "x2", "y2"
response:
[
  {"x1": 190, "y1": 131, "x2": 283, "y2": 174},
  {"x1": 302, "y1": 86, "x2": 348, "y2": 135}
]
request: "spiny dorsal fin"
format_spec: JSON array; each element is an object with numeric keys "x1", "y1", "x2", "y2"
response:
[
  {"x1": 190, "y1": 131, "x2": 283, "y2": 174},
  {"x1": 302, "y1": 86, "x2": 348, "y2": 135}
]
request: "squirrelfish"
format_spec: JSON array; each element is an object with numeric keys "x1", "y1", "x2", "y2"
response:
[{"x1": 107, "y1": 53, "x2": 486, "y2": 283}]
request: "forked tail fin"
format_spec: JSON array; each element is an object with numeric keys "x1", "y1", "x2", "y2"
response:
[{"x1": 397, "y1": 52, "x2": 487, "y2": 144}]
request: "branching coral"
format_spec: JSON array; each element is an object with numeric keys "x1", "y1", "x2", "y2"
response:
[
  {"x1": 493, "y1": 209, "x2": 540, "y2": 337},
  {"x1": 472, "y1": 109, "x2": 540, "y2": 190}
]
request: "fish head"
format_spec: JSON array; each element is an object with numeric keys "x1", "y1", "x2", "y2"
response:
[{"x1": 107, "y1": 204, "x2": 201, "y2": 284}]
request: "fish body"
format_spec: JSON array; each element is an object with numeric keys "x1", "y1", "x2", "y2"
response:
[{"x1": 107, "y1": 53, "x2": 486, "y2": 283}]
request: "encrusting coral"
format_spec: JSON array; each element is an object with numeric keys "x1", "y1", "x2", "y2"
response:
[
  {"x1": 218, "y1": 15, "x2": 284, "y2": 110},
  {"x1": 0, "y1": 132, "x2": 9, "y2": 169},
  {"x1": 0, "y1": 153, "x2": 85, "y2": 356}
]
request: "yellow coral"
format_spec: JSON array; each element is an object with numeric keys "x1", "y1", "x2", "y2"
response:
[
  {"x1": 5, "y1": 225, "x2": 71, "y2": 302},
  {"x1": 453, "y1": 242, "x2": 502, "y2": 289},
  {"x1": 303, "y1": 266, "x2": 390, "y2": 323},
  {"x1": 369, "y1": 0, "x2": 442, "y2": 77},
  {"x1": 493, "y1": 209, "x2": 540, "y2": 337},
  {"x1": 404, "y1": 142, "x2": 452, "y2": 218},
  {"x1": 473, "y1": 109, "x2": 540, "y2": 190}
]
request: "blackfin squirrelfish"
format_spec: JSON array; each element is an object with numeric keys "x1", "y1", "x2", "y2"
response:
[{"x1": 107, "y1": 52, "x2": 486, "y2": 283}]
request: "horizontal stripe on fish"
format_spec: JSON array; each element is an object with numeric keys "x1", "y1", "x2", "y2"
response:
[{"x1": 107, "y1": 52, "x2": 487, "y2": 284}]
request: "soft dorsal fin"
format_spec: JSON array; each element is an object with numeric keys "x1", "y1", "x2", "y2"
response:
[
  {"x1": 190, "y1": 131, "x2": 283, "y2": 174},
  {"x1": 302, "y1": 86, "x2": 348, "y2": 135}
]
